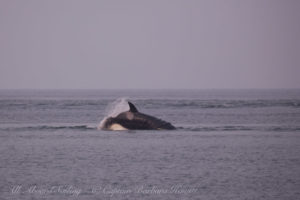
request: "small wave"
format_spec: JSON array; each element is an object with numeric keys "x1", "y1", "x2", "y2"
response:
[
  {"x1": 0, "y1": 125, "x2": 95, "y2": 132},
  {"x1": 140, "y1": 99, "x2": 300, "y2": 109},
  {"x1": 1, "y1": 99, "x2": 299, "y2": 112},
  {"x1": 178, "y1": 125, "x2": 300, "y2": 132},
  {"x1": 0, "y1": 99, "x2": 109, "y2": 110}
]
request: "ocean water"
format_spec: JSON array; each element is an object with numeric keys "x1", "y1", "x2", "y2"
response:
[{"x1": 0, "y1": 89, "x2": 299, "y2": 200}]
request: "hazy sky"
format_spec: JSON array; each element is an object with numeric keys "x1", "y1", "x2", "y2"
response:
[{"x1": 0, "y1": 0, "x2": 299, "y2": 89}]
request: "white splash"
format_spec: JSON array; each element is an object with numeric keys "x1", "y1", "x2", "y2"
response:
[{"x1": 97, "y1": 98, "x2": 129, "y2": 130}]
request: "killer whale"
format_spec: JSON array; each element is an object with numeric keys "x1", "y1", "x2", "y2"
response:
[{"x1": 101, "y1": 101, "x2": 176, "y2": 130}]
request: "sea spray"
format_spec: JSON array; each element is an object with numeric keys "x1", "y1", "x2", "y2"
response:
[{"x1": 98, "y1": 98, "x2": 129, "y2": 129}]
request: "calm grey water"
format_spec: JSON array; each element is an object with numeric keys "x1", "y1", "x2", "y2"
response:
[{"x1": 0, "y1": 89, "x2": 300, "y2": 200}]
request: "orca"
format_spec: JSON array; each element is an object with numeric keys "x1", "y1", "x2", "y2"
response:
[{"x1": 101, "y1": 101, "x2": 176, "y2": 130}]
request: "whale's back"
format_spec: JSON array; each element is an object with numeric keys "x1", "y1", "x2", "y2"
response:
[{"x1": 113, "y1": 111, "x2": 175, "y2": 130}]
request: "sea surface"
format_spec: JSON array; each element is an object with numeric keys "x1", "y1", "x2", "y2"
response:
[{"x1": 0, "y1": 89, "x2": 299, "y2": 200}]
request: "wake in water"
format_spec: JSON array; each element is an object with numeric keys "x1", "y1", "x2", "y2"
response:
[{"x1": 98, "y1": 98, "x2": 129, "y2": 130}]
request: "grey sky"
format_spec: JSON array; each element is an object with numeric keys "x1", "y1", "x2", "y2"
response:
[{"x1": 0, "y1": 0, "x2": 299, "y2": 89}]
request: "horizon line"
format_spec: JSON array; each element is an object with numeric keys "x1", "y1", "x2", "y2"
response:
[{"x1": 0, "y1": 88, "x2": 299, "y2": 90}]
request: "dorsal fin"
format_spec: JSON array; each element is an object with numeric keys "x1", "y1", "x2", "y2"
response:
[{"x1": 128, "y1": 101, "x2": 138, "y2": 113}]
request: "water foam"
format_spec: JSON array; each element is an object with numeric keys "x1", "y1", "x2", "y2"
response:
[{"x1": 98, "y1": 98, "x2": 129, "y2": 129}]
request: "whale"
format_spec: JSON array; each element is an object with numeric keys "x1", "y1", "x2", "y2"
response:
[{"x1": 100, "y1": 101, "x2": 176, "y2": 130}]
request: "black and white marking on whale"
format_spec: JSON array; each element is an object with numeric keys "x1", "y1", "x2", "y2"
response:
[{"x1": 100, "y1": 101, "x2": 176, "y2": 130}]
